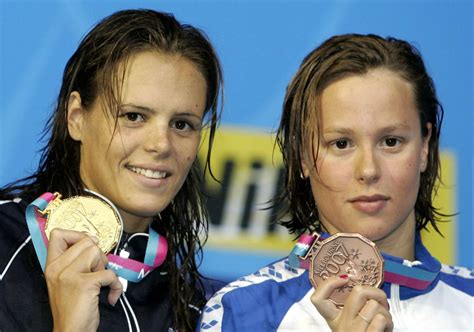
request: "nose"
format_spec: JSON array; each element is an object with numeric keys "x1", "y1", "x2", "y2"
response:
[
  {"x1": 144, "y1": 125, "x2": 172, "y2": 157},
  {"x1": 355, "y1": 146, "x2": 380, "y2": 184}
]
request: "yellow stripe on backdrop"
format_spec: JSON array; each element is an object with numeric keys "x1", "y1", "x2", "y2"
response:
[{"x1": 198, "y1": 127, "x2": 456, "y2": 264}]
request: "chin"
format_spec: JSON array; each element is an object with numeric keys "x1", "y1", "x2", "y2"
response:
[
  {"x1": 127, "y1": 195, "x2": 170, "y2": 211},
  {"x1": 135, "y1": 205, "x2": 166, "y2": 217},
  {"x1": 363, "y1": 229, "x2": 393, "y2": 243},
  {"x1": 118, "y1": 200, "x2": 167, "y2": 219}
]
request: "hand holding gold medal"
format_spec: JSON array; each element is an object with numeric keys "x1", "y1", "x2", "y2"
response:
[{"x1": 39, "y1": 192, "x2": 122, "y2": 254}]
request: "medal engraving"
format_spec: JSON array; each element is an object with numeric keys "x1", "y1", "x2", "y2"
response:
[
  {"x1": 309, "y1": 233, "x2": 384, "y2": 306},
  {"x1": 42, "y1": 193, "x2": 122, "y2": 254}
]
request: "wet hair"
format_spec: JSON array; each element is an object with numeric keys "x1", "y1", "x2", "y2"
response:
[
  {"x1": 1, "y1": 9, "x2": 223, "y2": 331},
  {"x1": 276, "y1": 33, "x2": 444, "y2": 235}
]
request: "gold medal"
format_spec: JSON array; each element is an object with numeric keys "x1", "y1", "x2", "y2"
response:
[{"x1": 39, "y1": 192, "x2": 122, "y2": 254}]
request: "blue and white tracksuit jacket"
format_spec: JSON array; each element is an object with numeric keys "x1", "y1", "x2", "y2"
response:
[{"x1": 199, "y1": 236, "x2": 474, "y2": 331}]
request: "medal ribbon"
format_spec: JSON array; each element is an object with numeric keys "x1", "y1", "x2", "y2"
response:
[
  {"x1": 25, "y1": 193, "x2": 167, "y2": 283},
  {"x1": 289, "y1": 233, "x2": 438, "y2": 290}
]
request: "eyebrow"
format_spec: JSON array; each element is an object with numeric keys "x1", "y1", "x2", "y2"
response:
[
  {"x1": 121, "y1": 103, "x2": 203, "y2": 121},
  {"x1": 323, "y1": 123, "x2": 412, "y2": 135}
]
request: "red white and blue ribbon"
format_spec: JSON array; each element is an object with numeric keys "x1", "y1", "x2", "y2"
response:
[
  {"x1": 25, "y1": 192, "x2": 167, "y2": 283},
  {"x1": 289, "y1": 233, "x2": 438, "y2": 290}
]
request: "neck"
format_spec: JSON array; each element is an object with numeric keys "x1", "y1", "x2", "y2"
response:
[
  {"x1": 119, "y1": 210, "x2": 153, "y2": 233},
  {"x1": 374, "y1": 214, "x2": 416, "y2": 261}
]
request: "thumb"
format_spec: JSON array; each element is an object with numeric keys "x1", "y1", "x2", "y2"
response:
[
  {"x1": 46, "y1": 229, "x2": 89, "y2": 262},
  {"x1": 310, "y1": 275, "x2": 350, "y2": 321}
]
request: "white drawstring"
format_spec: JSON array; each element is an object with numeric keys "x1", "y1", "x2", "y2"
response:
[
  {"x1": 85, "y1": 189, "x2": 142, "y2": 331},
  {"x1": 123, "y1": 293, "x2": 140, "y2": 332},
  {"x1": 119, "y1": 297, "x2": 133, "y2": 332}
]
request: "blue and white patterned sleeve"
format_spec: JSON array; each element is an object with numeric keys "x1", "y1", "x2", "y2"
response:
[{"x1": 198, "y1": 258, "x2": 311, "y2": 331}]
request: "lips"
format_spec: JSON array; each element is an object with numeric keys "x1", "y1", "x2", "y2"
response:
[{"x1": 349, "y1": 194, "x2": 390, "y2": 214}]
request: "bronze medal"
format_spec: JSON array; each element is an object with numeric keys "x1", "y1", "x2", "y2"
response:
[
  {"x1": 40, "y1": 193, "x2": 122, "y2": 254},
  {"x1": 308, "y1": 233, "x2": 384, "y2": 307}
]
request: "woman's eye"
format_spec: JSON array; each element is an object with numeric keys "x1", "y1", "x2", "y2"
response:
[
  {"x1": 125, "y1": 112, "x2": 144, "y2": 122},
  {"x1": 334, "y1": 139, "x2": 349, "y2": 149},
  {"x1": 173, "y1": 120, "x2": 192, "y2": 131},
  {"x1": 384, "y1": 137, "x2": 400, "y2": 147}
]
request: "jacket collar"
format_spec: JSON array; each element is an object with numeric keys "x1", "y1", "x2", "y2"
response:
[{"x1": 382, "y1": 232, "x2": 441, "y2": 298}]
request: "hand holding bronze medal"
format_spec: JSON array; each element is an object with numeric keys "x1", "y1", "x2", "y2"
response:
[
  {"x1": 305, "y1": 233, "x2": 384, "y2": 307},
  {"x1": 38, "y1": 192, "x2": 122, "y2": 254}
]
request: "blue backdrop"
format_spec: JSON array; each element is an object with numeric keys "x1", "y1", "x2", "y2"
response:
[{"x1": 1, "y1": 0, "x2": 472, "y2": 281}]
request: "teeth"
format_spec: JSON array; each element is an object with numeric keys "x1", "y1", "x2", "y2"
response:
[{"x1": 128, "y1": 166, "x2": 166, "y2": 179}]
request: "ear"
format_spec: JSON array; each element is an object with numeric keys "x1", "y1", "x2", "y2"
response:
[
  {"x1": 420, "y1": 122, "x2": 432, "y2": 172},
  {"x1": 300, "y1": 151, "x2": 311, "y2": 179},
  {"x1": 67, "y1": 91, "x2": 85, "y2": 142}
]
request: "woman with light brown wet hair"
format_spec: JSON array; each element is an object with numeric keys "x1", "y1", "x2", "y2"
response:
[
  {"x1": 0, "y1": 9, "x2": 222, "y2": 331},
  {"x1": 199, "y1": 34, "x2": 473, "y2": 331}
]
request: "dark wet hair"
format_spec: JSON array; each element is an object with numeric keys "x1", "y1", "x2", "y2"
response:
[
  {"x1": 276, "y1": 33, "x2": 444, "y2": 235},
  {"x1": 1, "y1": 9, "x2": 223, "y2": 331}
]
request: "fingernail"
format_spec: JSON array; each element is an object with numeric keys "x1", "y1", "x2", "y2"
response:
[
  {"x1": 90, "y1": 236, "x2": 99, "y2": 243},
  {"x1": 339, "y1": 274, "x2": 349, "y2": 279}
]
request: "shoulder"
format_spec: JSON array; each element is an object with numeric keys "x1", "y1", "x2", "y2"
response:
[
  {"x1": 199, "y1": 257, "x2": 312, "y2": 331},
  {"x1": 0, "y1": 198, "x2": 31, "y2": 268},
  {"x1": 0, "y1": 198, "x2": 29, "y2": 238},
  {"x1": 208, "y1": 257, "x2": 308, "y2": 305},
  {"x1": 437, "y1": 263, "x2": 474, "y2": 296},
  {"x1": 0, "y1": 197, "x2": 29, "y2": 235},
  {"x1": 0, "y1": 197, "x2": 26, "y2": 213},
  {"x1": 404, "y1": 263, "x2": 474, "y2": 330},
  {"x1": 0, "y1": 199, "x2": 51, "y2": 330}
]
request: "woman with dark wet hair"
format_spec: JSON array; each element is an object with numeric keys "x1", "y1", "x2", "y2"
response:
[{"x1": 0, "y1": 9, "x2": 223, "y2": 331}]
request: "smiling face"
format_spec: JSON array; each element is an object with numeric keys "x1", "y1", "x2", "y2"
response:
[
  {"x1": 301, "y1": 69, "x2": 431, "y2": 259},
  {"x1": 67, "y1": 51, "x2": 207, "y2": 232}
]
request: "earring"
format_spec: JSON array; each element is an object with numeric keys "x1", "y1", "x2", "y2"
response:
[
  {"x1": 420, "y1": 159, "x2": 427, "y2": 172},
  {"x1": 306, "y1": 203, "x2": 320, "y2": 232}
]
